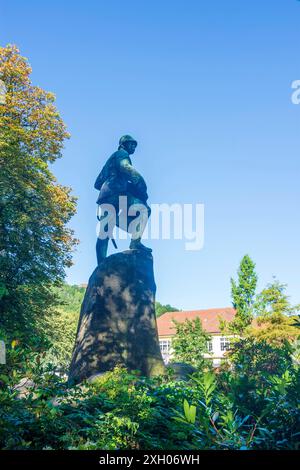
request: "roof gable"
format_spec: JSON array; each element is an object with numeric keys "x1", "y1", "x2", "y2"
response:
[{"x1": 157, "y1": 307, "x2": 236, "y2": 336}]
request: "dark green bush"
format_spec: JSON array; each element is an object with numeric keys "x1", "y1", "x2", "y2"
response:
[{"x1": 0, "y1": 340, "x2": 299, "y2": 450}]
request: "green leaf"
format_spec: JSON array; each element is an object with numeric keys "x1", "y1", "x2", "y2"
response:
[{"x1": 183, "y1": 399, "x2": 197, "y2": 423}]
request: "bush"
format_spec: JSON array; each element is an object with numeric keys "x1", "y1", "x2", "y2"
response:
[{"x1": 0, "y1": 340, "x2": 299, "y2": 450}]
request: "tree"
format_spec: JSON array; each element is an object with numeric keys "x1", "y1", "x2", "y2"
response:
[
  {"x1": 52, "y1": 283, "x2": 86, "y2": 314},
  {"x1": 45, "y1": 284, "x2": 85, "y2": 369},
  {"x1": 247, "y1": 279, "x2": 300, "y2": 346},
  {"x1": 0, "y1": 45, "x2": 77, "y2": 347},
  {"x1": 230, "y1": 255, "x2": 257, "y2": 332},
  {"x1": 227, "y1": 336, "x2": 292, "y2": 377},
  {"x1": 155, "y1": 301, "x2": 179, "y2": 317},
  {"x1": 254, "y1": 278, "x2": 297, "y2": 317},
  {"x1": 172, "y1": 318, "x2": 211, "y2": 369}
]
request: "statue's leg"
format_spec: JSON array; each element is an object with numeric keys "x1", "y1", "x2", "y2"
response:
[
  {"x1": 126, "y1": 197, "x2": 152, "y2": 252},
  {"x1": 96, "y1": 203, "x2": 117, "y2": 264},
  {"x1": 96, "y1": 237, "x2": 109, "y2": 265}
]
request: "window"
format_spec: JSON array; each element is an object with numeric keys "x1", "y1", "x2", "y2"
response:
[
  {"x1": 159, "y1": 339, "x2": 172, "y2": 364},
  {"x1": 220, "y1": 337, "x2": 230, "y2": 352},
  {"x1": 159, "y1": 339, "x2": 171, "y2": 353},
  {"x1": 207, "y1": 341, "x2": 213, "y2": 353}
]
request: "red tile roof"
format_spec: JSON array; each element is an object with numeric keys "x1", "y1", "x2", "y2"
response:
[{"x1": 157, "y1": 308, "x2": 236, "y2": 336}]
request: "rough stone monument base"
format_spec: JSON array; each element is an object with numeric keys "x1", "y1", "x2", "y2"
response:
[{"x1": 68, "y1": 249, "x2": 165, "y2": 383}]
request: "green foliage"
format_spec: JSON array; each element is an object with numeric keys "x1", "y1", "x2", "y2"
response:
[
  {"x1": 193, "y1": 371, "x2": 216, "y2": 406},
  {"x1": 172, "y1": 318, "x2": 212, "y2": 369},
  {"x1": 183, "y1": 399, "x2": 196, "y2": 424},
  {"x1": 230, "y1": 255, "x2": 257, "y2": 332},
  {"x1": 0, "y1": 45, "x2": 77, "y2": 347},
  {"x1": 44, "y1": 284, "x2": 85, "y2": 370},
  {"x1": 254, "y1": 279, "x2": 293, "y2": 316},
  {"x1": 0, "y1": 351, "x2": 195, "y2": 450},
  {"x1": 177, "y1": 356, "x2": 300, "y2": 449},
  {"x1": 248, "y1": 313, "x2": 299, "y2": 346},
  {"x1": 228, "y1": 259, "x2": 299, "y2": 347},
  {"x1": 155, "y1": 301, "x2": 179, "y2": 317},
  {"x1": 43, "y1": 308, "x2": 78, "y2": 371},
  {"x1": 245, "y1": 279, "x2": 300, "y2": 346},
  {"x1": 227, "y1": 336, "x2": 292, "y2": 377},
  {"x1": 52, "y1": 283, "x2": 85, "y2": 314},
  {"x1": 1, "y1": 336, "x2": 299, "y2": 450}
]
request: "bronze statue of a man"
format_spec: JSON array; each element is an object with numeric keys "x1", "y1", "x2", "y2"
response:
[{"x1": 95, "y1": 135, "x2": 152, "y2": 264}]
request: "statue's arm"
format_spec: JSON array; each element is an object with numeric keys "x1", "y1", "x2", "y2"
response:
[{"x1": 118, "y1": 157, "x2": 147, "y2": 191}]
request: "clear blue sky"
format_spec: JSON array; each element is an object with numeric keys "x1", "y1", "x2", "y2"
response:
[{"x1": 1, "y1": 0, "x2": 300, "y2": 309}]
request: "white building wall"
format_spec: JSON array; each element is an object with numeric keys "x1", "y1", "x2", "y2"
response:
[{"x1": 159, "y1": 335, "x2": 231, "y2": 367}]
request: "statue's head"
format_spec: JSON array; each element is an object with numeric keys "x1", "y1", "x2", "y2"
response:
[{"x1": 118, "y1": 135, "x2": 137, "y2": 155}]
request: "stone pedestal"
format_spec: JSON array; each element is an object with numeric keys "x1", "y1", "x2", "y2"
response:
[{"x1": 68, "y1": 250, "x2": 165, "y2": 383}]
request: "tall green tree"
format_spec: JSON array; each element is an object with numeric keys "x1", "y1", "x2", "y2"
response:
[
  {"x1": 248, "y1": 279, "x2": 300, "y2": 346},
  {"x1": 0, "y1": 45, "x2": 77, "y2": 347},
  {"x1": 254, "y1": 279, "x2": 295, "y2": 317},
  {"x1": 172, "y1": 318, "x2": 211, "y2": 369},
  {"x1": 230, "y1": 255, "x2": 257, "y2": 332}
]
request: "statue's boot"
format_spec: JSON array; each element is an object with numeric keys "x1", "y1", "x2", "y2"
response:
[
  {"x1": 96, "y1": 237, "x2": 109, "y2": 265},
  {"x1": 129, "y1": 238, "x2": 152, "y2": 253}
]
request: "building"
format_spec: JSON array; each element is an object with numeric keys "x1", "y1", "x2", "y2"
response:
[{"x1": 156, "y1": 307, "x2": 236, "y2": 366}]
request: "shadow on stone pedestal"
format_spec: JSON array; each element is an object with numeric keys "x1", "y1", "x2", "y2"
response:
[
  {"x1": 166, "y1": 362, "x2": 196, "y2": 381},
  {"x1": 68, "y1": 250, "x2": 165, "y2": 384}
]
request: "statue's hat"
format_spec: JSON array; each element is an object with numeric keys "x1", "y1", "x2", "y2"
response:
[{"x1": 119, "y1": 135, "x2": 137, "y2": 146}]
